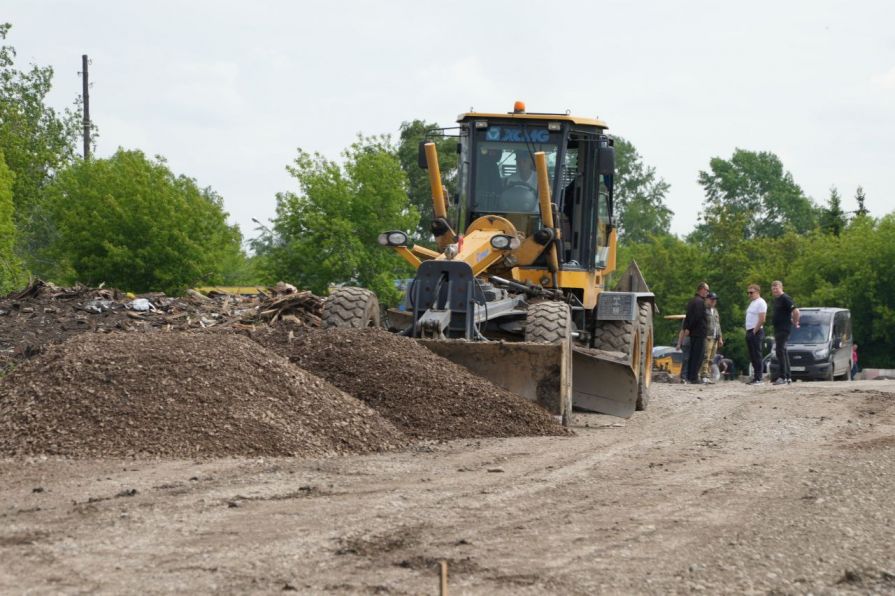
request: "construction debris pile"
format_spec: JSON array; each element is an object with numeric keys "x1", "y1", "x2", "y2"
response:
[
  {"x1": 248, "y1": 327, "x2": 568, "y2": 440},
  {"x1": 0, "y1": 333, "x2": 407, "y2": 457},
  {"x1": 0, "y1": 281, "x2": 565, "y2": 458},
  {"x1": 0, "y1": 280, "x2": 321, "y2": 375}
]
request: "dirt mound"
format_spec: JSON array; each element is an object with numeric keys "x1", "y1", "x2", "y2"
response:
[
  {"x1": 247, "y1": 327, "x2": 568, "y2": 440},
  {"x1": 0, "y1": 332, "x2": 407, "y2": 457}
]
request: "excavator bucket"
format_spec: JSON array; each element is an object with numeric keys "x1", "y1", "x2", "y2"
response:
[
  {"x1": 419, "y1": 339, "x2": 639, "y2": 421},
  {"x1": 419, "y1": 339, "x2": 571, "y2": 421}
]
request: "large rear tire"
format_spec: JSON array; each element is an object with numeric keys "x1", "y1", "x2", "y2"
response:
[
  {"x1": 525, "y1": 301, "x2": 573, "y2": 426},
  {"x1": 636, "y1": 301, "x2": 654, "y2": 411},
  {"x1": 592, "y1": 303, "x2": 651, "y2": 411},
  {"x1": 322, "y1": 286, "x2": 381, "y2": 329},
  {"x1": 592, "y1": 318, "x2": 637, "y2": 354}
]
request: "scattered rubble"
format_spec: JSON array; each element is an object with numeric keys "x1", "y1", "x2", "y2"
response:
[{"x1": 0, "y1": 280, "x2": 321, "y2": 375}]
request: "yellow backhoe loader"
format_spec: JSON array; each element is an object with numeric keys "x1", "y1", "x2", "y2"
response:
[{"x1": 322, "y1": 102, "x2": 655, "y2": 425}]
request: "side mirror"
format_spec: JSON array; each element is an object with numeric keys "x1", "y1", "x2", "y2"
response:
[
  {"x1": 418, "y1": 141, "x2": 428, "y2": 170},
  {"x1": 833, "y1": 338, "x2": 842, "y2": 349},
  {"x1": 597, "y1": 141, "x2": 615, "y2": 176}
]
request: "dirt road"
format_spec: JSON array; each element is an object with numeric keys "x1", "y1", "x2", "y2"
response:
[{"x1": 2, "y1": 380, "x2": 894, "y2": 594}]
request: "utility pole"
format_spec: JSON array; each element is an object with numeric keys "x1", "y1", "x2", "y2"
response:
[{"x1": 82, "y1": 54, "x2": 90, "y2": 159}]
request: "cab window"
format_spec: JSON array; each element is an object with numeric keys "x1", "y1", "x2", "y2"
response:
[{"x1": 471, "y1": 126, "x2": 559, "y2": 217}]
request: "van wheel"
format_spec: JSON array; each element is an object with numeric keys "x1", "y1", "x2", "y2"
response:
[{"x1": 825, "y1": 365, "x2": 835, "y2": 382}]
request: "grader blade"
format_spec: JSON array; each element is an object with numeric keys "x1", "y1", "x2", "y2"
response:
[
  {"x1": 418, "y1": 340, "x2": 571, "y2": 421},
  {"x1": 419, "y1": 339, "x2": 638, "y2": 420},
  {"x1": 572, "y1": 347, "x2": 638, "y2": 418}
]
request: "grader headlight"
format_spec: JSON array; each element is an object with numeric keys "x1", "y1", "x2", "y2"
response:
[
  {"x1": 490, "y1": 234, "x2": 520, "y2": 251},
  {"x1": 378, "y1": 231, "x2": 408, "y2": 247}
]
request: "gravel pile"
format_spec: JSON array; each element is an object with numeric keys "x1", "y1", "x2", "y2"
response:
[
  {"x1": 0, "y1": 332, "x2": 407, "y2": 457},
  {"x1": 247, "y1": 327, "x2": 568, "y2": 440}
]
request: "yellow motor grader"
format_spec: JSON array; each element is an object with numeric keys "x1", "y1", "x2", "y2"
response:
[{"x1": 322, "y1": 102, "x2": 654, "y2": 425}]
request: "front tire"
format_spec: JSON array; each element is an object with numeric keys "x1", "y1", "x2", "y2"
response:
[
  {"x1": 525, "y1": 301, "x2": 573, "y2": 426},
  {"x1": 525, "y1": 301, "x2": 572, "y2": 344},
  {"x1": 322, "y1": 286, "x2": 381, "y2": 329}
]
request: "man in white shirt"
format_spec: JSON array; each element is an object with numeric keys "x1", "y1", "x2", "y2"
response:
[{"x1": 744, "y1": 283, "x2": 767, "y2": 384}]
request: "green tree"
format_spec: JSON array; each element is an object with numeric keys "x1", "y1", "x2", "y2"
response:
[
  {"x1": 613, "y1": 137, "x2": 673, "y2": 244},
  {"x1": 788, "y1": 215, "x2": 895, "y2": 367},
  {"x1": 696, "y1": 149, "x2": 817, "y2": 239},
  {"x1": 616, "y1": 235, "x2": 708, "y2": 346},
  {"x1": 0, "y1": 149, "x2": 25, "y2": 292},
  {"x1": 0, "y1": 23, "x2": 82, "y2": 265},
  {"x1": 396, "y1": 120, "x2": 458, "y2": 244},
  {"x1": 43, "y1": 149, "x2": 245, "y2": 295},
  {"x1": 819, "y1": 186, "x2": 847, "y2": 236},
  {"x1": 254, "y1": 135, "x2": 418, "y2": 305}
]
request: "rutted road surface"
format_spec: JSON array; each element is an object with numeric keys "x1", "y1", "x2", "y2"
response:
[{"x1": 2, "y1": 381, "x2": 894, "y2": 594}]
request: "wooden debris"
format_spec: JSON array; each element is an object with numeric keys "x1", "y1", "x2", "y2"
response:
[{"x1": 251, "y1": 290, "x2": 323, "y2": 327}]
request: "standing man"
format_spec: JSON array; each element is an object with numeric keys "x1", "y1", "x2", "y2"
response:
[
  {"x1": 745, "y1": 284, "x2": 767, "y2": 385},
  {"x1": 700, "y1": 292, "x2": 724, "y2": 383},
  {"x1": 770, "y1": 280, "x2": 800, "y2": 385},
  {"x1": 679, "y1": 282, "x2": 709, "y2": 384}
]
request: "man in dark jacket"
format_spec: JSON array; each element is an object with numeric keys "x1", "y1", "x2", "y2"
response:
[
  {"x1": 679, "y1": 281, "x2": 709, "y2": 383},
  {"x1": 770, "y1": 280, "x2": 800, "y2": 385}
]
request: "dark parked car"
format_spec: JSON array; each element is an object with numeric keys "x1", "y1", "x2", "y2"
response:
[{"x1": 768, "y1": 308, "x2": 852, "y2": 381}]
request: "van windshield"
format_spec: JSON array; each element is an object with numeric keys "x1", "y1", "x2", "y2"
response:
[{"x1": 788, "y1": 315, "x2": 830, "y2": 344}]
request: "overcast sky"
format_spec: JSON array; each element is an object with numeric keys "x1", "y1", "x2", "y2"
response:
[{"x1": 6, "y1": 0, "x2": 894, "y2": 241}]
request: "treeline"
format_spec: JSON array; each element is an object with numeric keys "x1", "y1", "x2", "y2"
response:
[
  {"x1": 0, "y1": 24, "x2": 250, "y2": 295},
  {"x1": 2, "y1": 23, "x2": 891, "y2": 369},
  {"x1": 619, "y1": 203, "x2": 892, "y2": 371}
]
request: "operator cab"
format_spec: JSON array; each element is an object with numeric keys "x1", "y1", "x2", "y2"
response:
[{"x1": 457, "y1": 104, "x2": 616, "y2": 271}]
